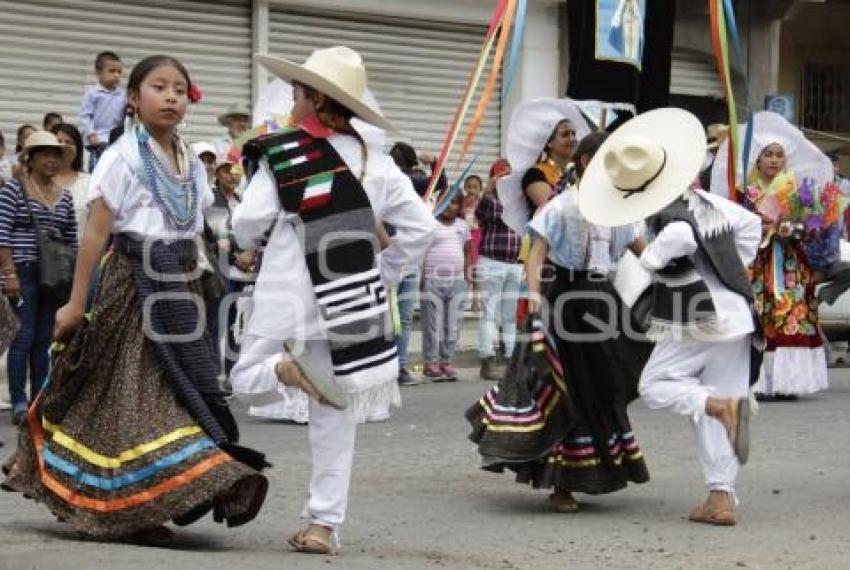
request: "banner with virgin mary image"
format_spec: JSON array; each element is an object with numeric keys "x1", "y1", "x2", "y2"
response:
[
  {"x1": 598, "y1": 0, "x2": 646, "y2": 69},
  {"x1": 567, "y1": 0, "x2": 675, "y2": 122}
]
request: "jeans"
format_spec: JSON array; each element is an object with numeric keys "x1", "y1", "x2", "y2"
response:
[
  {"x1": 7, "y1": 263, "x2": 60, "y2": 411},
  {"x1": 477, "y1": 256, "x2": 523, "y2": 358},
  {"x1": 395, "y1": 272, "x2": 420, "y2": 369},
  {"x1": 420, "y1": 276, "x2": 467, "y2": 364}
]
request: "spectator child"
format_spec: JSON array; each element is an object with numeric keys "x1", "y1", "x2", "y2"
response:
[
  {"x1": 421, "y1": 190, "x2": 471, "y2": 382},
  {"x1": 42, "y1": 112, "x2": 63, "y2": 131},
  {"x1": 79, "y1": 51, "x2": 126, "y2": 171}
]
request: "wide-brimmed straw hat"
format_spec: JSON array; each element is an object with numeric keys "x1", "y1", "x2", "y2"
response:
[
  {"x1": 254, "y1": 46, "x2": 395, "y2": 132},
  {"x1": 20, "y1": 131, "x2": 75, "y2": 163},
  {"x1": 498, "y1": 98, "x2": 592, "y2": 234},
  {"x1": 217, "y1": 102, "x2": 251, "y2": 126},
  {"x1": 706, "y1": 123, "x2": 730, "y2": 151},
  {"x1": 709, "y1": 111, "x2": 832, "y2": 197},
  {"x1": 578, "y1": 108, "x2": 707, "y2": 227}
]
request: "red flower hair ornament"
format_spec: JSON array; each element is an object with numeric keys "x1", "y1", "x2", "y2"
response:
[{"x1": 188, "y1": 83, "x2": 203, "y2": 104}]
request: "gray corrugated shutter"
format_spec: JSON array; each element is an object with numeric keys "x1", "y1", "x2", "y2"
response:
[
  {"x1": 671, "y1": 48, "x2": 724, "y2": 98},
  {"x1": 0, "y1": 0, "x2": 250, "y2": 145},
  {"x1": 268, "y1": 8, "x2": 502, "y2": 182}
]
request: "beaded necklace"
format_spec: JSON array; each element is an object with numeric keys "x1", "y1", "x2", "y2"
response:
[{"x1": 136, "y1": 125, "x2": 199, "y2": 231}]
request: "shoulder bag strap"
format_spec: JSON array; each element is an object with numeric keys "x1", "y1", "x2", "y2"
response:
[{"x1": 16, "y1": 181, "x2": 42, "y2": 235}]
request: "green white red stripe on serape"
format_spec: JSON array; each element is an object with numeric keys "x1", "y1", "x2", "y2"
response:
[
  {"x1": 272, "y1": 149, "x2": 322, "y2": 173},
  {"x1": 301, "y1": 172, "x2": 334, "y2": 211},
  {"x1": 267, "y1": 135, "x2": 312, "y2": 156}
]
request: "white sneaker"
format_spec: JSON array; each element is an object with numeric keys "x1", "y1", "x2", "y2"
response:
[{"x1": 0, "y1": 399, "x2": 11, "y2": 411}]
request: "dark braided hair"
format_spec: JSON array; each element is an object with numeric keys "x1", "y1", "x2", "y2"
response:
[{"x1": 125, "y1": 55, "x2": 192, "y2": 124}]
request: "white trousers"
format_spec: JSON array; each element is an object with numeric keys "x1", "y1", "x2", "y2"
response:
[
  {"x1": 639, "y1": 336, "x2": 750, "y2": 494},
  {"x1": 230, "y1": 334, "x2": 357, "y2": 529}
]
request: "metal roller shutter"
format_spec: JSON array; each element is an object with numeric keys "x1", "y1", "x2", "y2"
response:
[
  {"x1": 268, "y1": 8, "x2": 502, "y2": 182},
  {"x1": 670, "y1": 48, "x2": 724, "y2": 98},
  {"x1": 0, "y1": 0, "x2": 251, "y2": 145}
]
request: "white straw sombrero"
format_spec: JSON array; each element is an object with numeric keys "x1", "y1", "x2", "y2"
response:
[
  {"x1": 578, "y1": 107, "x2": 707, "y2": 227},
  {"x1": 255, "y1": 46, "x2": 395, "y2": 132}
]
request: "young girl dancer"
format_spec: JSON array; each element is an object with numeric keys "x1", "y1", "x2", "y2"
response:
[{"x1": 2, "y1": 55, "x2": 268, "y2": 542}]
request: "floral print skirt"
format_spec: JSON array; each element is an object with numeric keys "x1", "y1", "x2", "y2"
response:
[{"x1": 751, "y1": 239, "x2": 827, "y2": 395}]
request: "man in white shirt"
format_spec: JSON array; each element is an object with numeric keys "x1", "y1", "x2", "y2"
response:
[{"x1": 578, "y1": 108, "x2": 761, "y2": 528}]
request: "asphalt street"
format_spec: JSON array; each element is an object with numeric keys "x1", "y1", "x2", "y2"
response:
[{"x1": 1, "y1": 367, "x2": 849, "y2": 570}]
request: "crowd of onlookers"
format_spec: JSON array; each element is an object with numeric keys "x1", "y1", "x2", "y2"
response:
[{"x1": 0, "y1": 48, "x2": 529, "y2": 429}]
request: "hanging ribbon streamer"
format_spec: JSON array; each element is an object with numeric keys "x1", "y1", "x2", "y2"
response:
[
  {"x1": 711, "y1": 0, "x2": 757, "y2": 198},
  {"x1": 502, "y1": 0, "x2": 528, "y2": 97},
  {"x1": 720, "y1": 0, "x2": 756, "y2": 189},
  {"x1": 709, "y1": 0, "x2": 739, "y2": 201},
  {"x1": 722, "y1": 0, "x2": 746, "y2": 71},
  {"x1": 458, "y1": 0, "x2": 517, "y2": 167},
  {"x1": 424, "y1": 0, "x2": 513, "y2": 201},
  {"x1": 433, "y1": 156, "x2": 479, "y2": 219},
  {"x1": 741, "y1": 111, "x2": 755, "y2": 188}
]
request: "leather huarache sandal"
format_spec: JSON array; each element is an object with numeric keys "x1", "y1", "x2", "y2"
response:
[
  {"x1": 688, "y1": 504, "x2": 736, "y2": 526},
  {"x1": 287, "y1": 525, "x2": 339, "y2": 556}
]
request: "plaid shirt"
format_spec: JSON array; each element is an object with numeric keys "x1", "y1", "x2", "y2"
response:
[{"x1": 475, "y1": 194, "x2": 521, "y2": 263}]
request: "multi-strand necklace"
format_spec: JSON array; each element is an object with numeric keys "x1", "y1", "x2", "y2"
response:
[{"x1": 137, "y1": 126, "x2": 199, "y2": 232}]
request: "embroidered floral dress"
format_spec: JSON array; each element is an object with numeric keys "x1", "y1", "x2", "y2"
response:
[{"x1": 743, "y1": 171, "x2": 828, "y2": 395}]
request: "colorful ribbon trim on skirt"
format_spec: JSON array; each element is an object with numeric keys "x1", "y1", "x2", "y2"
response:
[{"x1": 30, "y1": 409, "x2": 231, "y2": 513}]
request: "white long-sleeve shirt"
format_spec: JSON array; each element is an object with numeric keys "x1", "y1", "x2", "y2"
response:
[
  {"x1": 640, "y1": 189, "x2": 761, "y2": 341},
  {"x1": 232, "y1": 132, "x2": 438, "y2": 341}
]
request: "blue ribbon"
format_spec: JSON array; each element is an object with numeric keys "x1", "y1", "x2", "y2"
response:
[
  {"x1": 722, "y1": 0, "x2": 746, "y2": 72},
  {"x1": 741, "y1": 111, "x2": 755, "y2": 187},
  {"x1": 434, "y1": 155, "x2": 478, "y2": 218},
  {"x1": 502, "y1": 0, "x2": 528, "y2": 97}
]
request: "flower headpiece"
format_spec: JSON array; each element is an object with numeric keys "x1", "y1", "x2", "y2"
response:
[{"x1": 188, "y1": 83, "x2": 203, "y2": 104}]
